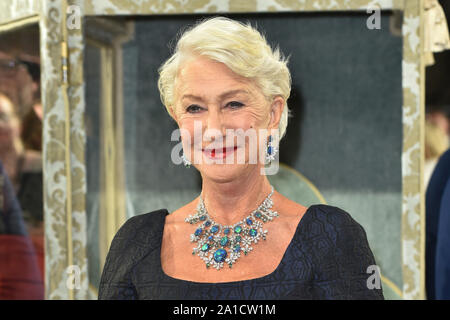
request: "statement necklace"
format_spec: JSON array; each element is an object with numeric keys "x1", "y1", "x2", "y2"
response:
[{"x1": 185, "y1": 185, "x2": 278, "y2": 270}]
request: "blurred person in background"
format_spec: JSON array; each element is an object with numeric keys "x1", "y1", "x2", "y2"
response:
[
  {"x1": 0, "y1": 159, "x2": 43, "y2": 299},
  {"x1": 0, "y1": 51, "x2": 38, "y2": 119},
  {"x1": 0, "y1": 92, "x2": 43, "y2": 280},
  {"x1": 435, "y1": 164, "x2": 450, "y2": 299},
  {"x1": 425, "y1": 119, "x2": 449, "y2": 188},
  {"x1": 426, "y1": 104, "x2": 450, "y2": 140},
  {"x1": 426, "y1": 146, "x2": 450, "y2": 299},
  {"x1": 0, "y1": 50, "x2": 42, "y2": 151},
  {"x1": 16, "y1": 53, "x2": 42, "y2": 152},
  {"x1": 425, "y1": 103, "x2": 450, "y2": 299},
  {"x1": 0, "y1": 28, "x2": 44, "y2": 299},
  {"x1": 0, "y1": 47, "x2": 43, "y2": 282}
]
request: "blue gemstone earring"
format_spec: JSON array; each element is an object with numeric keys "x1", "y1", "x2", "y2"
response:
[{"x1": 265, "y1": 135, "x2": 278, "y2": 164}]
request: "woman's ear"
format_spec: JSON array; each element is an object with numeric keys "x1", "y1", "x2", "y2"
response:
[{"x1": 268, "y1": 96, "x2": 285, "y2": 130}]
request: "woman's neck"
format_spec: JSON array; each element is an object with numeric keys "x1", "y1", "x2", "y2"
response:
[{"x1": 200, "y1": 168, "x2": 273, "y2": 225}]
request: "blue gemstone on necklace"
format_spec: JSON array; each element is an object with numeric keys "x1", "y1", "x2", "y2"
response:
[
  {"x1": 199, "y1": 215, "x2": 207, "y2": 221},
  {"x1": 246, "y1": 218, "x2": 253, "y2": 225},
  {"x1": 213, "y1": 249, "x2": 227, "y2": 263},
  {"x1": 208, "y1": 235, "x2": 214, "y2": 241},
  {"x1": 235, "y1": 236, "x2": 242, "y2": 242},
  {"x1": 211, "y1": 225, "x2": 219, "y2": 234},
  {"x1": 224, "y1": 228, "x2": 230, "y2": 235},
  {"x1": 234, "y1": 225, "x2": 242, "y2": 234},
  {"x1": 201, "y1": 243, "x2": 210, "y2": 252},
  {"x1": 255, "y1": 212, "x2": 262, "y2": 218},
  {"x1": 220, "y1": 236, "x2": 229, "y2": 246},
  {"x1": 249, "y1": 228, "x2": 257, "y2": 237},
  {"x1": 233, "y1": 245, "x2": 241, "y2": 253},
  {"x1": 205, "y1": 221, "x2": 211, "y2": 227},
  {"x1": 268, "y1": 146, "x2": 272, "y2": 155},
  {"x1": 195, "y1": 228, "x2": 203, "y2": 236}
]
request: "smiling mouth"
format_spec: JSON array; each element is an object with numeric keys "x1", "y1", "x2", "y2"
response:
[{"x1": 202, "y1": 146, "x2": 238, "y2": 159}]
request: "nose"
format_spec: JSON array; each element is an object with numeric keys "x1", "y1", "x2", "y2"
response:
[{"x1": 204, "y1": 108, "x2": 225, "y2": 141}]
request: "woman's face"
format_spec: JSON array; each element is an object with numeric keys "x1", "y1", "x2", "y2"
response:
[{"x1": 172, "y1": 56, "x2": 281, "y2": 183}]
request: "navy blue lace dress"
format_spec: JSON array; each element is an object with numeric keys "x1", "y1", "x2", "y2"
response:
[{"x1": 98, "y1": 204, "x2": 384, "y2": 300}]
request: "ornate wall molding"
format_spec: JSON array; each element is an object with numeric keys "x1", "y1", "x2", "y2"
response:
[
  {"x1": 40, "y1": 0, "x2": 89, "y2": 299},
  {"x1": 0, "y1": 0, "x2": 39, "y2": 26},
  {"x1": 82, "y1": 0, "x2": 405, "y2": 15},
  {"x1": 401, "y1": 0, "x2": 426, "y2": 300}
]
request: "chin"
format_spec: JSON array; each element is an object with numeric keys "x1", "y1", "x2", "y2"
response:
[{"x1": 198, "y1": 163, "x2": 248, "y2": 183}]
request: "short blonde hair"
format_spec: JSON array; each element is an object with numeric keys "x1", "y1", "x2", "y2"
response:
[{"x1": 157, "y1": 16, "x2": 292, "y2": 139}]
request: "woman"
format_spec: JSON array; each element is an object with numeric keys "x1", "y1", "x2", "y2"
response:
[
  {"x1": 0, "y1": 93, "x2": 44, "y2": 278},
  {"x1": 99, "y1": 17, "x2": 383, "y2": 300},
  {"x1": 0, "y1": 160, "x2": 44, "y2": 299}
]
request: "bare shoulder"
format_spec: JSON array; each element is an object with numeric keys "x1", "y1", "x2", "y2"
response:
[
  {"x1": 161, "y1": 197, "x2": 200, "y2": 275},
  {"x1": 272, "y1": 190, "x2": 308, "y2": 218},
  {"x1": 165, "y1": 197, "x2": 199, "y2": 225},
  {"x1": 266, "y1": 191, "x2": 309, "y2": 238}
]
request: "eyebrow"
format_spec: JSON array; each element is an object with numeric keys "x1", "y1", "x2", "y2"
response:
[{"x1": 181, "y1": 89, "x2": 250, "y2": 102}]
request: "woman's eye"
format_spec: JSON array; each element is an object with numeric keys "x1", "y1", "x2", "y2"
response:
[
  {"x1": 186, "y1": 104, "x2": 203, "y2": 113},
  {"x1": 226, "y1": 101, "x2": 244, "y2": 109}
]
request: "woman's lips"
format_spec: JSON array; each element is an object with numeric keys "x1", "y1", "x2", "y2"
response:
[{"x1": 202, "y1": 146, "x2": 238, "y2": 159}]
